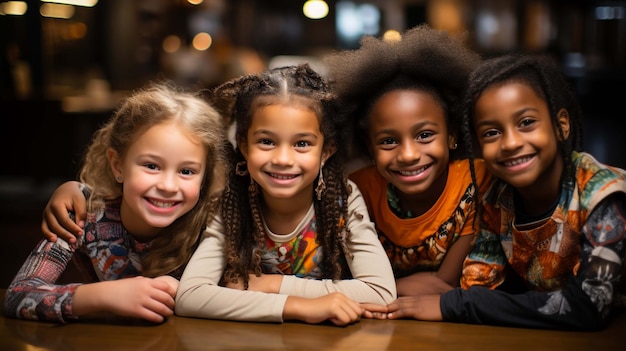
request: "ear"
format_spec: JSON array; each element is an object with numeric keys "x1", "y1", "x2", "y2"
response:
[
  {"x1": 107, "y1": 148, "x2": 123, "y2": 180},
  {"x1": 556, "y1": 108, "x2": 570, "y2": 141},
  {"x1": 321, "y1": 142, "x2": 337, "y2": 165},
  {"x1": 448, "y1": 133, "x2": 458, "y2": 150}
]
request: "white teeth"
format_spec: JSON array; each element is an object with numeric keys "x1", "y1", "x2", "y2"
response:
[
  {"x1": 503, "y1": 156, "x2": 532, "y2": 167},
  {"x1": 149, "y1": 199, "x2": 175, "y2": 208},
  {"x1": 270, "y1": 173, "x2": 296, "y2": 180},
  {"x1": 398, "y1": 166, "x2": 427, "y2": 176}
]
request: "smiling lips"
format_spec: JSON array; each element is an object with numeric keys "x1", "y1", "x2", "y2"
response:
[
  {"x1": 501, "y1": 155, "x2": 534, "y2": 168},
  {"x1": 146, "y1": 198, "x2": 179, "y2": 208},
  {"x1": 395, "y1": 164, "x2": 429, "y2": 176},
  {"x1": 267, "y1": 172, "x2": 298, "y2": 180}
]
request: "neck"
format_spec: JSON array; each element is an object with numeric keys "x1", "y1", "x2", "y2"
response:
[
  {"x1": 514, "y1": 156, "x2": 564, "y2": 217},
  {"x1": 120, "y1": 200, "x2": 159, "y2": 242},
  {"x1": 260, "y1": 190, "x2": 314, "y2": 235}
]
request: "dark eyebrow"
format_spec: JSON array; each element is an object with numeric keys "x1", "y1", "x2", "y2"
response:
[{"x1": 252, "y1": 130, "x2": 319, "y2": 140}]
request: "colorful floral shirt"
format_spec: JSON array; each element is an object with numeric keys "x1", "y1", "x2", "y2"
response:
[
  {"x1": 350, "y1": 159, "x2": 492, "y2": 277},
  {"x1": 441, "y1": 152, "x2": 626, "y2": 330},
  {"x1": 260, "y1": 205, "x2": 324, "y2": 278}
]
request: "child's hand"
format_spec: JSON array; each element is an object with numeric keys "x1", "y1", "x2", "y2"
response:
[
  {"x1": 360, "y1": 302, "x2": 389, "y2": 319},
  {"x1": 154, "y1": 275, "x2": 179, "y2": 293},
  {"x1": 74, "y1": 276, "x2": 177, "y2": 323},
  {"x1": 41, "y1": 181, "x2": 86, "y2": 244},
  {"x1": 385, "y1": 295, "x2": 443, "y2": 321},
  {"x1": 284, "y1": 292, "x2": 364, "y2": 326}
]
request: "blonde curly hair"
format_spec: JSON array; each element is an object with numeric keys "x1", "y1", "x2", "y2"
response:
[{"x1": 78, "y1": 82, "x2": 229, "y2": 277}]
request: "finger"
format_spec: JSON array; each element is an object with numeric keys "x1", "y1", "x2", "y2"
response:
[
  {"x1": 46, "y1": 205, "x2": 81, "y2": 242},
  {"x1": 152, "y1": 277, "x2": 176, "y2": 295},
  {"x1": 387, "y1": 309, "x2": 406, "y2": 320},
  {"x1": 42, "y1": 207, "x2": 76, "y2": 243},
  {"x1": 386, "y1": 301, "x2": 400, "y2": 312},
  {"x1": 54, "y1": 204, "x2": 83, "y2": 235},
  {"x1": 72, "y1": 194, "x2": 87, "y2": 228},
  {"x1": 40, "y1": 217, "x2": 58, "y2": 242},
  {"x1": 341, "y1": 302, "x2": 362, "y2": 324},
  {"x1": 361, "y1": 303, "x2": 388, "y2": 313},
  {"x1": 152, "y1": 285, "x2": 177, "y2": 310}
]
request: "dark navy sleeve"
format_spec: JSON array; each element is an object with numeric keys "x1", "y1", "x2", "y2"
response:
[{"x1": 440, "y1": 194, "x2": 626, "y2": 330}]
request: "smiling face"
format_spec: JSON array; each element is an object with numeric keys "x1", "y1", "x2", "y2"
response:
[
  {"x1": 367, "y1": 89, "x2": 454, "y2": 199},
  {"x1": 240, "y1": 103, "x2": 330, "y2": 206},
  {"x1": 473, "y1": 81, "x2": 569, "y2": 192},
  {"x1": 109, "y1": 121, "x2": 207, "y2": 240}
]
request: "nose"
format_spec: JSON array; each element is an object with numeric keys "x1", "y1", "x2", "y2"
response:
[
  {"x1": 396, "y1": 141, "x2": 421, "y2": 164},
  {"x1": 157, "y1": 172, "x2": 179, "y2": 193},
  {"x1": 272, "y1": 144, "x2": 295, "y2": 166},
  {"x1": 500, "y1": 128, "x2": 523, "y2": 151}
]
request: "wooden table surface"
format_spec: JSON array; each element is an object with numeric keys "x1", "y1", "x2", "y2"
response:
[{"x1": 1, "y1": 289, "x2": 624, "y2": 351}]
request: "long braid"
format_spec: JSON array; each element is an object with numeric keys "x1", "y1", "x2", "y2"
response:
[{"x1": 314, "y1": 157, "x2": 352, "y2": 279}]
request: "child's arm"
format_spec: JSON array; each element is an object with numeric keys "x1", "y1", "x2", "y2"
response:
[
  {"x1": 175, "y1": 216, "x2": 364, "y2": 325},
  {"x1": 42, "y1": 181, "x2": 86, "y2": 244},
  {"x1": 395, "y1": 235, "x2": 474, "y2": 296},
  {"x1": 3, "y1": 239, "x2": 80, "y2": 323}
]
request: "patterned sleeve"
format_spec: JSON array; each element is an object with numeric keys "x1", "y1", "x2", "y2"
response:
[
  {"x1": 440, "y1": 194, "x2": 626, "y2": 330},
  {"x1": 3, "y1": 239, "x2": 81, "y2": 323},
  {"x1": 460, "y1": 209, "x2": 508, "y2": 289}
]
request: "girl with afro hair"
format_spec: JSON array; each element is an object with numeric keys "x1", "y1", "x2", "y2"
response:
[{"x1": 324, "y1": 24, "x2": 492, "y2": 298}]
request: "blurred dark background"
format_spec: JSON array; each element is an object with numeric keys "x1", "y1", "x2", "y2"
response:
[{"x1": 1, "y1": 0, "x2": 625, "y2": 287}]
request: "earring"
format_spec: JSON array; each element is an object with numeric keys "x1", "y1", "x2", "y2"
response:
[
  {"x1": 451, "y1": 143, "x2": 458, "y2": 150},
  {"x1": 315, "y1": 163, "x2": 326, "y2": 200},
  {"x1": 116, "y1": 176, "x2": 123, "y2": 183},
  {"x1": 235, "y1": 161, "x2": 248, "y2": 176}
]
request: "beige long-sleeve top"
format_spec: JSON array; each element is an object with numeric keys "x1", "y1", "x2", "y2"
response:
[{"x1": 175, "y1": 181, "x2": 396, "y2": 322}]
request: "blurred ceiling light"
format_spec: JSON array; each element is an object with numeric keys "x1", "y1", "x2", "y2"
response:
[
  {"x1": 382, "y1": 30, "x2": 401, "y2": 42},
  {"x1": 0, "y1": 1, "x2": 28, "y2": 16},
  {"x1": 303, "y1": 0, "x2": 328, "y2": 20},
  {"x1": 192, "y1": 32, "x2": 212, "y2": 51},
  {"x1": 40, "y1": 3, "x2": 74, "y2": 18},
  {"x1": 187, "y1": 0, "x2": 204, "y2": 5},
  {"x1": 163, "y1": 35, "x2": 182, "y2": 54},
  {"x1": 41, "y1": 0, "x2": 98, "y2": 7}
]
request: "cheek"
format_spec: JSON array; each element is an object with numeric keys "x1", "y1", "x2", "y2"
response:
[
  {"x1": 186, "y1": 178, "x2": 204, "y2": 201},
  {"x1": 370, "y1": 147, "x2": 390, "y2": 164}
]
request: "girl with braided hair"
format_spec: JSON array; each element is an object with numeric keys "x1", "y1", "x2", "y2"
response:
[
  {"x1": 173, "y1": 64, "x2": 395, "y2": 325},
  {"x1": 378, "y1": 53, "x2": 626, "y2": 330},
  {"x1": 324, "y1": 24, "x2": 493, "y2": 298}
]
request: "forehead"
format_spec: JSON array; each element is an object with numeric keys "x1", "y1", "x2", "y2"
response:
[
  {"x1": 477, "y1": 82, "x2": 545, "y2": 107},
  {"x1": 369, "y1": 90, "x2": 446, "y2": 125},
  {"x1": 250, "y1": 103, "x2": 321, "y2": 132}
]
